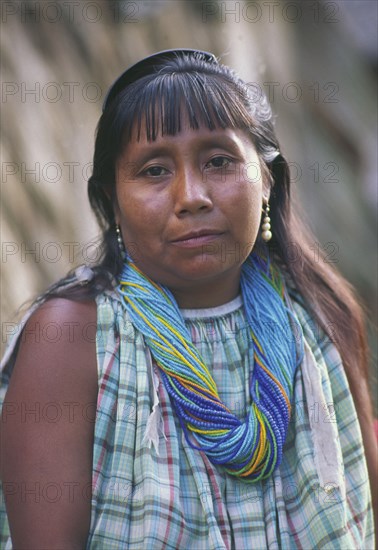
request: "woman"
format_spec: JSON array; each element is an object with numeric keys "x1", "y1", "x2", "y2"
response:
[{"x1": 0, "y1": 49, "x2": 376, "y2": 549}]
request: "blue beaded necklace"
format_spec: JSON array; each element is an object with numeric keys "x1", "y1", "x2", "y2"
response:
[{"x1": 118, "y1": 252, "x2": 303, "y2": 480}]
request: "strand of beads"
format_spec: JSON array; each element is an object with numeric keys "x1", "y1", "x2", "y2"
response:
[{"x1": 261, "y1": 204, "x2": 272, "y2": 242}]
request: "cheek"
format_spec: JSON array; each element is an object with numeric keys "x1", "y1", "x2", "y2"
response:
[
  {"x1": 116, "y1": 186, "x2": 166, "y2": 241},
  {"x1": 232, "y1": 179, "x2": 263, "y2": 231}
]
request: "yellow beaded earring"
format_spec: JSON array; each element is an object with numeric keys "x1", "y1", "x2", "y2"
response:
[{"x1": 261, "y1": 202, "x2": 272, "y2": 242}]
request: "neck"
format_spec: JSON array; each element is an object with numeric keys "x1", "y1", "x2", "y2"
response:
[{"x1": 169, "y1": 276, "x2": 241, "y2": 309}]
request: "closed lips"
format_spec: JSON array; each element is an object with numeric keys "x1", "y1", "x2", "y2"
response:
[{"x1": 171, "y1": 230, "x2": 224, "y2": 242}]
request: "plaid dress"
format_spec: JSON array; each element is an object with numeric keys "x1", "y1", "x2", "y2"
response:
[{"x1": 0, "y1": 285, "x2": 374, "y2": 549}]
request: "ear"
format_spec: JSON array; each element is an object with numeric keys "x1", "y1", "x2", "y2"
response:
[
  {"x1": 262, "y1": 181, "x2": 271, "y2": 207},
  {"x1": 113, "y1": 200, "x2": 121, "y2": 226},
  {"x1": 261, "y1": 162, "x2": 273, "y2": 199},
  {"x1": 263, "y1": 193, "x2": 271, "y2": 206},
  {"x1": 106, "y1": 182, "x2": 121, "y2": 225}
]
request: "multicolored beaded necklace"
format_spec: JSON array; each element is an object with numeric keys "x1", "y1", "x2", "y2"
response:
[{"x1": 118, "y1": 253, "x2": 302, "y2": 481}]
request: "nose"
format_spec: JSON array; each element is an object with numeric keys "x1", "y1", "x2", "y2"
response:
[{"x1": 173, "y1": 168, "x2": 213, "y2": 217}]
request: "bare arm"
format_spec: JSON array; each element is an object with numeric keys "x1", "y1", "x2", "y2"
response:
[{"x1": 0, "y1": 298, "x2": 98, "y2": 549}]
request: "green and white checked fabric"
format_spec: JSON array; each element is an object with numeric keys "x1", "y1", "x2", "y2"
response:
[
  {"x1": 86, "y1": 289, "x2": 374, "y2": 549},
  {"x1": 0, "y1": 284, "x2": 374, "y2": 549}
]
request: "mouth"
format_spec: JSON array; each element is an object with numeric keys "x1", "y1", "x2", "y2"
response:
[{"x1": 171, "y1": 229, "x2": 224, "y2": 248}]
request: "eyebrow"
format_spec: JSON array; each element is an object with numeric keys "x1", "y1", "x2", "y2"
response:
[{"x1": 126, "y1": 133, "x2": 247, "y2": 165}]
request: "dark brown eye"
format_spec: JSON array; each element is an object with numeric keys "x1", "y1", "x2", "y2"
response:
[
  {"x1": 143, "y1": 166, "x2": 168, "y2": 177},
  {"x1": 206, "y1": 156, "x2": 232, "y2": 169}
]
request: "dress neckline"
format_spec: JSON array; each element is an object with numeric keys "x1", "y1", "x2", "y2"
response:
[{"x1": 180, "y1": 295, "x2": 243, "y2": 319}]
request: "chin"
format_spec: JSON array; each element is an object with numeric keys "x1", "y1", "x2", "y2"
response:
[{"x1": 170, "y1": 259, "x2": 242, "y2": 287}]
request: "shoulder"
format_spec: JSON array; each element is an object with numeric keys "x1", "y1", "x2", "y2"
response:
[
  {"x1": 4, "y1": 297, "x2": 98, "y2": 411},
  {"x1": 22, "y1": 296, "x2": 98, "y2": 344}
]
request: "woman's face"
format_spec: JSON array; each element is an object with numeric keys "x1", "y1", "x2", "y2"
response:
[{"x1": 115, "y1": 122, "x2": 267, "y2": 308}]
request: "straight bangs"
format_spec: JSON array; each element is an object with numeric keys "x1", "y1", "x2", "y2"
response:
[{"x1": 115, "y1": 72, "x2": 255, "y2": 147}]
